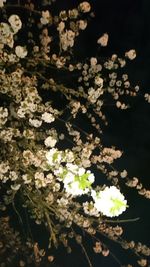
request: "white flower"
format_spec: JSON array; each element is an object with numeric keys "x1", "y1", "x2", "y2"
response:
[
  {"x1": 64, "y1": 180, "x2": 88, "y2": 196},
  {"x1": 83, "y1": 201, "x2": 100, "y2": 217},
  {"x1": 57, "y1": 21, "x2": 65, "y2": 32},
  {"x1": 29, "y1": 118, "x2": 42, "y2": 128},
  {"x1": 63, "y1": 171, "x2": 75, "y2": 185},
  {"x1": 9, "y1": 171, "x2": 18, "y2": 181},
  {"x1": 8, "y1": 15, "x2": 22, "y2": 33},
  {"x1": 0, "y1": 22, "x2": 14, "y2": 48},
  {"x1": 53, "y1": 166, "x2": 64, "y2": 177},
  {"x1": 53, "y1": 182, "x2": 60, "y2": 192},
  {"x1": 97, "y1": 33, "x2": 109, "y2": 47},
  {"x1": 57, "y1": 197, "x2": 69, "y2": 207},
  {"x1": 40, "y1": 10, "x2": 51, "y2": 25},
  {"x1": 125, "y1": 49, "x2": 136, "y2": 60},
  {"x1": 92, "y1": 186, "x2": 127, "y2": 217},
  {"x1": 62, "y1": 164, "x2": 95, "y2": 196},
  {"x1": 15, "y1": 46, "x2": 28, "y2": 58},
  {"x1": 94, "y1": 76, "x2": 103, "y2": 88},
  {"x1": 60, "y1": 30, "x2": 75, "y2": 51},
  {"x1": 78, "y1": 20, "x2": 87, "y2": 30},
  {"x1": 0, "y1": 22, "x2": 10, "y2": 38},
  {"x1": 0, "y1": 107, "x2": 8, "y2": 118},
  {"x1": 35, "y1": 172, "x2": 44, "y2": 180},
  {"x1": 64, "y1": 150, "x2": 74, "y2": 162},
  {"x1": 68, "y1": 8, "x2": 79, "y2": 19},
  {"x1": 79, "y1": 2, "x2": 91, "y2": 13},
  {"x1": 17, "y1": 108, "x2": 25, "y2": 118},
  {"x1": 11, "y1": 184, "x2": 21, "y2": 191},
  {"x1": 46, "y1": 192, "x2": 54, "y2": 204},
  {"x1": 35, "y1": 172, "x2": 46, "y2": 189},
  {"x1": 42, "y1": 112, "x2": 55, "y2": 123},
  {"x1": 120, "y1": 170, "x2": 128, "y2": 178},
  {"x1": 22, "y1": 174, "x2": 32, "y2": 184},
  {"x1": 90, "y1": 57, "x2": 97, "y2": 66},
  {"x1": 0, "y1": 0, "x2": 6, "y2": 8},
  {"x1": 0, "y1": 162, "x2": 9, "y2": 174},
  {"x1": 0, "y1": 107, "x2": 8, "y2": 126},
  {"x1": 87, "y1": 171, "x2": 95, "y2": 183},
  {"x1": 44, "y1": 136, "x2": 57, "y2": 147},
  {"x1": 46, "y1": 173, "x2": 53, "y2": 183},
  {"x1": 144, "y1": 93, "x2": 150, "y2": 103},
  {"x1": 66, "y1": 163, "x2": 78, "y2": 173},
  {"x1": 46, "y1": 148, "x2": 62, "y2": 166}
]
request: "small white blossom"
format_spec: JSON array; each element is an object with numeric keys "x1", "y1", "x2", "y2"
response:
[
  {"x1": 23, "y1": 129, "x2": 35, "y2": 140},
  {"x1": 120, "y1": 170, "x2": 128, "y2": 178},
  {"x1": 17, "y1": 108, "x2": 25, "y2": 118},
  {"x1": 60, "y1": 30, "x2": 75, "y2": 51},
  {"x1": 53, "y1": 182, "x2": 61, "y2": 192},
  {"x1": 0, "y1": 162, "x2": 9, "y2": 174},
  {"x1": 92, "y1": 186, "x2": 127, "y2": 217},
  {"x1": 64, "y1": 180, "x2": 89, "y2": 196},
  {"x1": 0, "y1": 22, "x2": 10, "y2": 38},
  {"x1": 144, "y1": 93, "x2": 150, "y2": 103},
  {"x1": 40, "y1": 10, "x2": 51, "y2": 25},
  {"x1": 94, "y1": 76, "x2": 103, "y2": 88},
  {"x1": 125, "y1": 49, "x2": 136, "y2": 60},
  {"x1": 78, "y1": 20, "x2": 87, "y2": 30},
  {"x1": 57, "y1": 21, "x2": 65, "y2": 33},
  {"x1": 83, "y1": 201, "x2": 100, "y2": 217},
  {"x1": 8, "y1": 14, "x2": 22, "y2": 33},
  {"x1": 97, "y1": 33, "x2": 109, "y2": 47},
  {"x1": 0, "y1": 22, "x2": 14, "y2": 48},
  {"x1": 68, "y1": 8, "x2": 79, "y2": 19},
  {"x1": 65, "y1": 150, "x2": 74, "y2": 162},
  {"x1": 15, "y1": 46, "x2": 28, "y2": 58},
  {"x1": 79, "y1": 2, "x2": 91, "y2": 13},
  {"x1": 22, "y1": 174, "x2": 32, "y2": 184},
  {"x1": 90, "y1": 57, "x2": 97, "y2": 66},
  {"x1": 57, "y1": 197, "x2": 69, "y2": 207},
  {"x1": 9, "y1": 171, "x2": 18, "y2": 181},
  {"x1": 45, "y1": 173, "x2": 53, "y2": 183},
  {"x1": 45, "y1": 192, "x2": 54, "y2": 204},
  {"x1": 44, "y1": 136, "x2": 57, "y2": 147},
  {"x1": 34, "y1": 172, "x2": 46, "y2": 188},
  {"x1": 11, "y1": 184, "x2": 21, "y2": 191},
  {"x1": 46, "y1": 148, "x2": 62, "y2": 166},
  {"x1": 0, "y1": 107, "x2": 8, "y2": 126},
  {"x1": 0, "y1": 0, "x2": 6, "y2": 8},
  {"x1": 29, "y1": 118, "x2": 42, "y2": 128},
  {"x1": 42, "y1": 112, "x2": 55, "y2": 123},
  {"x1": 61, "y1": 164, "x2": 95, "y2": 196}
]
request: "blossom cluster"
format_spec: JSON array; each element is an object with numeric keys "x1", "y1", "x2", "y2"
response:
[
  {"x1": 92, "y1": 186, "x2": 127, "y2": 217},
  {"x1": 0, "y1": 1, "x2": 150, "y2": 267}
]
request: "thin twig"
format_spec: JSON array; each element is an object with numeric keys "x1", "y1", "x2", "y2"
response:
[
  {"x1": 80, "y1": 243, "x2": 93, "y2": 267},
  {"x1": 44, "y1": 210, "x2": 57, "y2": 247},
  {"x1": 12, "y1": 200, "x2": 24, "y2": 226},
  {"x1": 103, "y1": 217, "x2": 140, "y2": 224}
]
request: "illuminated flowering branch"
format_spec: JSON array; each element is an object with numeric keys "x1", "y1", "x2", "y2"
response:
[{"x1": 0, "y1": 1, "x2": 150, "y2": 267}]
